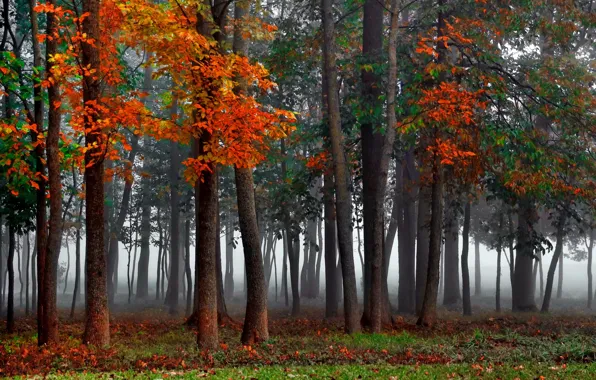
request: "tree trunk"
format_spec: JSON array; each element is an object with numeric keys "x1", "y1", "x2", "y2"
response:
[
  {"x1": 81, "y1": 0, "x2": 109, "y2": 346},
  {"x1": 541, "y1": 211, "x2": 567, "y2": 313},
  {"x1": 216, "y1": 203, "x2": 230, "y2": 323},
  {"x1": 512, "y1": 198, "x2": 538, "y2": 312},
  {"x1": 443, "y1": 208, "x2": 460, "y2": 306},
  {"x1": 224, "y1": 215, "x2": 234, "y2": 300},
  {"x1": 416, "y1": 186, "x2": 431, "y2": 314},
  {"x1": 496, "y1": 213, "x2": 503, "y2": 312},
  {"x1": 25, "y1": 233, "x2": 30, "y2": 316},
  {"x1": 474, "y1": 240, "x2": 481, "y2": 296},
  {"x1": 63, "y1": 244, "x2": 70, "y2": 295},
  {"x1": 32, "y1": 239, "x2": 37, "y2": 315},
  {"x1": 314, "y1": 218, "x2": 323, "y2": 298},
  {"x1": 6, "y1": 226, "x2": 15, "y2": 333},
  {"x1": 194, "y1": 135, "x2": 219, "y2": 350},
  {"x1": 287, "y1": 233, "x2": 301, "y2": 316},
  {"x1": 324, "y1": 174, "x2": 338, "y2": 317},
  {"x1": 588, "y1": 229, "x2": 593, "y2": 309},
  {"x1": 461, "y1": 201, "x2": 472, "y2": 316},
  {"x1": 235, "y1": 165, "x2": 269, "y2": 345},
  {"x1": 282, "y1": 230, "x2": 289, "y2": 307},
  {"x1": 556, "y1": 251, "x2": 563, "y2": 299},
  {"x1": 166, "y1": 100, "x2": 181, "y2": 315},
  {"x1": 184, "y1": 214, "x2": 193, "y2": 316},
  {"x1": 71, "y1": 210, "x2": 82, "y2": 319},
  {"x1": 417, "y1": 2, "x2": 447, "y2": 327},
  {"x1": 321, "y1": 0, "x2": 360, "y2": 334},
  {"x1": 41, "y1": 0, "x2": 63, "y2": 344}
]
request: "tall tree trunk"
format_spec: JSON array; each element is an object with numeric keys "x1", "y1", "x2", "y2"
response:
[
  {"x1": 507, "y1": 212, "x2": 515, "y2": 291},
  {"x1": 539, "y1": 254, "x2": 544, "y2": 300},
  {"x1": 184, "y1": 214, "x2": 193, "y2": 316},
  {"x1": 324, "y1": 174, "x2": 338, "y2": 317},
  {"x1": 41, "y1": 0, "x2": 63, "y2": 344},
  {"x1": 512, "y1": 198, "x2": 538, "y2": 312},
  {"x1": 588, "y1": 229, "x2": 594, "y2": 309},
  {"x1": 398, "y1": 152, "x2": 417, "y2": 314},
  {"x1": 224, "y1": 215, "x2": 234, "y2": 300},
  {"x1": 6, "y1": 226, "x2": 15, "y2": 332},
  {"x1": 360, "y1": 0, "x2": 385, "y2": 332},
  {"x1": 416, "y1": 186, "x2": 431, "y2": 314},
  {"x1": 63, "y1": 244, "x2": 70, "y2": 295},
  {"x1": 321, "y1": 0, "x2": 359, "y2": 334},
  {"x1": 32, "y1": 239, "x2": 37, "y2": 315},
  {"x1": 287, "y1": 233, "x2": 301, "y2": 316},
  {"x1": 70, "y1": 201, "x2": 82, "y2": 319},
  {"x1": 314, "y1": 218, "x2": 323, "y2": 298},
  {"x1": 443, "y1": 208, "x2": 460, "y2": 306},
  {"x1": 17, "y1": 237, "x2": 22, "y2": 307},
  {"x1": 496, "y1": 213, "x2": 503, "y2": 312},
  {"x1": 194, "y1": 136, "x2": 219, "y2": 349},
  {"x1": 235, "y1": 164, "x2": 269, "y2": 344},
  {"x1": 541, "y1": 211, "x2": 567, "y2": 313},
  {"x1": 282, "y1": 230, "x2": 289, "y2": 307},
  {"x1": 25, "y1": 233, "x2": 30, "y2": 316},
  {"x1": 216, "y1": 202, "x2": 230, "y2": 323},
  {"x1": 166, "y1": 99, "x2": 181, "y2": 315},
  {"x1": 417, "y1": 1, "x2": 447, "y2": 327},
  {"x1": 474, "y1": 240, "x2": 481, "y2": 296},
  {"x1": 81, "y1": 0, "x2": 110, "y2": 346},
  {"x1": 461, "y1": 202, "x2": 472, "y2": 316},
  {"x1": 28, "y1": 0, "x2": 47, "y2": 342},
  {"x1": 556, "y1": 252, "x2": 563, "y2": 299}
]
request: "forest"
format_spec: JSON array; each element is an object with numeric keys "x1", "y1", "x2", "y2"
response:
[{"x1": 0, "y1": 0, "x2": 595, "y2": 378}]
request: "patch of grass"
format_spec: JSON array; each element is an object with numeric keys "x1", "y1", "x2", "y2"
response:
[
  {"x1": 336, "y1": 331, "x2": 419, "y2": 351},
  {"x1": 41, "y1": 363, "x2": 596, "y2": 379}
]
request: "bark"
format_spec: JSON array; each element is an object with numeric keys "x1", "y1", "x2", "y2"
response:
[
  {"x1": 496, "y1": 213, "x2": 503, "y2": 312},
  {"x1": 324, "y1": 174, "x2": 338, "y2": 318},
  {"x1": 42, "y1": 0, "x2": 62, "y2": 343},
  {"x1": 287, "y1": 233, "x2": 301, "y2": 316},
  {"x1": 194, "y1": 134, "x2": 219, "y2": 349},
  {"x1": 224, "y1": 215, "x2": 234, "y2": 300},
  {"x1": 461, "y1": 201, "x2": 472, "y2": 316},
  {"x1": 541, "y1": 211, "x2": 567, "y2": 313},
  {"x1": 474, "y1": 240, "x2": 481, "y2": 296},
  {"x1": 6, "y1": 226, "x2": 15, "y2": 333},
  {"x1": 185, "y1": 214, "x2": 193, "y2": 316},
  {"x1": 282, "y1": 230, "x2": 289, "y2": 307},
  {"x1": 360, "y1": 0, "x2": 385, "y2": 332},
  {"x1": 443, "y1": 208, "x2": 460, "y2": 306},
  {"x1": 156, "y1": 208, "x2": 163, "y2": 300},
  {"x1": 588, "y1": 229, "x2": 594, "y2": 309},
  {"x1": 25, "y1": 234, "x2": 30, "y2": 316},
  {"x1": 397, "y1": 152, "x2": 416, "y2": 314},
  {"x1": 416, "y1": 186, "x2": 431, "y2": 313},
  {"x1": 556, "y1": 251, "x2": 563, "y2": 299},
  {"x1": 321, "y1": 0, "x2": 360, "y2": 334},
  {"x1": 507, "y1": 212, "x2": 515, "y2": 291},
  {"x1": 314, "y1": 218, "x2": 323, "y2": 298},
  {"x1": 417, "y1": 2, "x2": 447, "y2": 327},
  {"x1": 235, "y1": 165, "x2": 269, "y2": 345},
  {"x1": 32, "y1": 240, "x2": 37, "y2": 315},
  {"x1": 70, "y1": 201, "x2": 82, "y2": 318},
  {"x1": 539, "y1": 254, "x2": 544, "y2": 300},
  {"x1": 512, "y1": 198, "x2": 538, "y2": 312},
  {"x1": 82, "y1": 0, "x2": 110, "y2": 346},
  {"x1": 17, "y1": 237, "x2": 22, "y2": 307},
  {"x1": 216, "y1": 203, "x2": 230, "y2": 323}
]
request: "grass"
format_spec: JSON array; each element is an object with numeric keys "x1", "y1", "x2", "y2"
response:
[{"x1": 1, "y1": 309, "x2": 595, "y2": 378}]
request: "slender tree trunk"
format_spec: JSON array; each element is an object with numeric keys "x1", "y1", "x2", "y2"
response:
[
  {"x1": 185, "y1": 214, "x2": 192, "y2": 316},
  {"x1": 63, "y1": 243, "x2": 70, "y2": 295},
  {"x1": 282, "y1": 230, "x2": 289, "y2": 307},
  {"x1": 71, "y1": 215, "x2": 82, "y2": 319},
  {"x1": 416, "y1": 186, "x2": 431, "y2": 314},
  {"x1": 496, "y1": 241, "x2": 502, "y2": 312},
  {"x1": 41, "y1": 0, "x2": 63, "y2": 344},
  {"x1": 417, "y1": 2, "x2": 447, "y2": 327},
  {"x1": 287, "y1": 233, "x2": 301, "y2": 316},
  {"x1": 474, "y1": 240, "x2": 481, "y2": 296},
  {"x1": 588, "y1": 229, "x2": 594, "y2": 309},
  {"x1": 443, "y1": 209, "x2": 460, "y2": 306},
  {"x1": 32, "y1": 240, "x2": 37, "y2": 315},
  {"x1": 166, "y1": 99, "x2": 181, "y2": 315},
  {"x1": 25, "y1": 233, "x2": 30, "y2": 316},
  {"x1": 224, "y1": 215, "x2": 234, "y2": 300},
  {"x1": 324, "y1": 174, "x2": 338, "y2": 317},
  {"x1": 541, "y1": 212, "x2": 567, "y2": 313},
  {"x1": 314, "y1": 218, "x2": 323, "y2": 298},
  {"x1": 461, "y1": 202, "x2": 472, "y2": 316},
  {"x1": 6, "y1": 226, "x2": 15, "y2": 332},
  {"x1": 17, "y1": 238, "x2": 22, "y2": 307},
  {"x1": 556, "y1": 252, "x2": 563, "y2": 299},
  {"x1": 539, "y1": 254, "x2": 544, "y2": 300},
  {"x1": 216, "y1": 202, "x2": 230, "y2": 323},
  {"x1": 321, "y1": 0, "x2": 359, "y2": 334}
]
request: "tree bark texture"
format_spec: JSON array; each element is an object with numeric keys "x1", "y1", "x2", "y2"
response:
[{"x1": 461, "y1": 201, "x2": 472, "y2": 316}]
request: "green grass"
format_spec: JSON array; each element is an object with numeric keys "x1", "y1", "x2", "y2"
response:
[{"x1": 38, "y1": 363, "x2": 596, "y2": 379}]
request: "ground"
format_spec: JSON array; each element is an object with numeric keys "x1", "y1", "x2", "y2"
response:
[{"x1": 1, "y1": 298, "x2": 595, "y2": 378}]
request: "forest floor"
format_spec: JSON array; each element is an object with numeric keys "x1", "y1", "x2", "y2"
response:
[{"x1": 1, "y1": 299, "x2": 595, "y2": 379}]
